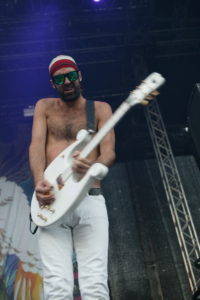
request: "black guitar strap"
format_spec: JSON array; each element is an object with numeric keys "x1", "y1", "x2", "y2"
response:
[
  {"x1": 86, "y1": 100, "x2": 95, "y2": 132},
  {"x1": 29, "y1": 213, "x2": 38, "y2": 234}
]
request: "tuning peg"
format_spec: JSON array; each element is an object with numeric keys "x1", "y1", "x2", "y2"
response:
[
  {"x1": 145, "y1": 95, "x2": 154, "y2": 100},
  {"x1": 151, "y1": 90, "x2": 160, "y2": 96},
  {"x1": 141, "y1": 100, "x2": 149, "y2": 106}
]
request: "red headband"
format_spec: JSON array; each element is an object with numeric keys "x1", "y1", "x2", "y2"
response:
[{"x1": 49, "y1": 59, "x2": 78, "y2": 76}]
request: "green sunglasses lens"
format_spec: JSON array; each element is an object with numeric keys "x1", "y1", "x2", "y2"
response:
[
  {"x1": 54, "y1": 74, "x2": 65, "y2": 85},
  {"x1": 67, "y1": 71, "x2": 79, "y2": 82},
  {"x1": 53, "y1": 71, "x2": 79, "y2": 85}
]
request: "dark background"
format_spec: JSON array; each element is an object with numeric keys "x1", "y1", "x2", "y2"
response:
[{"x1": 0, "y1": 0, "x2": 200, "y2": 162}]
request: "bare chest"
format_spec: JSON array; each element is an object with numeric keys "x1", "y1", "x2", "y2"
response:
[{"x1": 47, "y1": 110, "x2": 87, "y2": 141}]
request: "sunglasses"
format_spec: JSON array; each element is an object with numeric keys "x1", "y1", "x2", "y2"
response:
[{"x1": 52, "y1": 71, "x2": 79, "y2": 85}]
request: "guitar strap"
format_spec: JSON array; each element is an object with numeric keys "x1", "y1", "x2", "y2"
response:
[
  {"x1": 30, "y1": 100, "x2": 96, "y2": 234},
  {"x1": 86, "y1": 100, "x2": 95, "y2": 132},
  {"x1": 29, "y1": 213, "x2": 38, "y2": 234}
]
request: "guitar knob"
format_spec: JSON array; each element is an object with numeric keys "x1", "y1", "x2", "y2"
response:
[{"x1": 90, "y1": 163, "x2": 109, "y2": 180}]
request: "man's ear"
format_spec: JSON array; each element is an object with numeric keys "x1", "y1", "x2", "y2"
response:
[
  {"x1": 50, "y1": 79, "x2": 55, "y2": 89},
  {"x1": 78, "y1": 71, "x2": 82, "y2": 82}
]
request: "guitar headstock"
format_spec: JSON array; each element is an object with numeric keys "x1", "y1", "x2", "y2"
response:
[{"x1": 126, "y1": 72, "x2": 165, "y2": 106}]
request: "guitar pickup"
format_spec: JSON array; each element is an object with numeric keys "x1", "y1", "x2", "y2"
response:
[{"x1": 40, "y1": 205, "x2": 55, "y2": 214}]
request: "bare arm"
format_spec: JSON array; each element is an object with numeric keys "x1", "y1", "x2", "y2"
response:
[
  {"x1": 92, "y1": 102, "x2": 115, "y2": 167},
  {"x1": 29, "y1": 99, "x2": 54, "y2": 204},
  {"x1": 29, "y1": 99, "x2": 47, "y2": 185},
  {"x1": 95, "y1": 101, "x2": 116, "y2": 166}
]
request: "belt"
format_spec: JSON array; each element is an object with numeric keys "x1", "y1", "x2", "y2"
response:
[{"x1": 88, "y1": 188, "x2": 102, "y2": 195}]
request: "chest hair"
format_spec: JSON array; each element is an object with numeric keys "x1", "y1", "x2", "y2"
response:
[{"x1": 47, "y1": 109, "x2": 87, "y2": 141}]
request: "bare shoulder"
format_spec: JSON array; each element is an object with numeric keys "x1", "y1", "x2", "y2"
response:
[
  {"x1": 94, "y1": 100, "x2": 113, "y2": 117},
  {"x1": 34, "y1": 98, "x2": 57, "y2": 113},
  {"x1": 35, "y1": 97, "x2": 56, "y2": 107}
]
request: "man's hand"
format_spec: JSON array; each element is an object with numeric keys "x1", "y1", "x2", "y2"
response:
[
  {"x1": 35, "y1": 179, "x2": 55, "y2": 206},
  {"x1": 72, "y1": 151, "x2": 92, "y2": 175}
]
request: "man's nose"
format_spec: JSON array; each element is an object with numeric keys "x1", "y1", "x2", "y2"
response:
[{"x1": 64, "y1": 76, "x2": 71, "y2": 84}]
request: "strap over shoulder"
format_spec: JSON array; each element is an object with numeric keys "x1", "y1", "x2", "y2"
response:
[{"x1": 86, "y1": 100, "x2": 95, "y2": 132}]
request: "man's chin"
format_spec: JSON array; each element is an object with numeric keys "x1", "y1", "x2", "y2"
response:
[{"x1": 60, "y1": 91, "x2": 80, "y2": 103}]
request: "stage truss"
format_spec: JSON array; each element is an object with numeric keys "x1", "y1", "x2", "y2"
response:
[{"x1": 145, "y1": 99, "x2": 200, "y2": 295}]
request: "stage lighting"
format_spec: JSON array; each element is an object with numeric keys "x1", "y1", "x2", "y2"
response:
[{"x1": 93, "y1": 0, "x2": 101, "y2": 2}]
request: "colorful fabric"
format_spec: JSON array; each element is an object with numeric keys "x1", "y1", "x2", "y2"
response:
[{"x1": 0, "y1": 177, "x2": 81, "y2": 300}]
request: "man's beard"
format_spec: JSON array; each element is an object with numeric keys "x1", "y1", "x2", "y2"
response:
[{"x1": 57, "y1": 83, "x2": 81, "y2": 103}]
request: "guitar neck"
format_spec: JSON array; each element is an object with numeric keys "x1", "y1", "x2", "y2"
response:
[
  {"x1": 78, "y1": 72, "x2": 165, "y2": 159},
  {"x1": 80, "y1": 99, "x2": 133, "y2": 159},
  {"x1": 59, "y1": 72, "x2": 165, "y2": 182}
]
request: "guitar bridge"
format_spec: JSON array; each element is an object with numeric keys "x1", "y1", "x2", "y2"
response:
[{"x1": 37, "y1": 214, "x2": 48, "y2": 222}]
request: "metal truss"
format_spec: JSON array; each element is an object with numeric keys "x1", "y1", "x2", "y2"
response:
[{"x1": 145, "y1": 99, "x2": 200, "y2": 294}]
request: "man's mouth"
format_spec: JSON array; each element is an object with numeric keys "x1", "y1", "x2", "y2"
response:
[
  {"x1": 57, "y1": 83, "x2": 81, "y2": 102},
  {"x1": 63, "y1": 87, "x2": 74, "y2": 94},
  {"x1": 64, "y1": 89, "x2": 73, "y2": 93}
]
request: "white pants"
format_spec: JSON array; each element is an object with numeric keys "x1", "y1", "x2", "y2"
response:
[{"x1": 38, "y1": 193, "x2": 110, "y2": 300}]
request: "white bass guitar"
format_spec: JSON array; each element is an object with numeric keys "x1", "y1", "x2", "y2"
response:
[{"x1": 31, "y1": 72, "x2": 165, "y2": 227}]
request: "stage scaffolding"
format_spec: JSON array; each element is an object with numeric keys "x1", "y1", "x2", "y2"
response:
[{"x1": 145, "y1": 99, "x2": 200, "y2": 295}]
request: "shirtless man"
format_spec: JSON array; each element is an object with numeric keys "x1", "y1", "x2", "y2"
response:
[{"x1": 29, "y1": 55, "x2": 115, "y2": 300}]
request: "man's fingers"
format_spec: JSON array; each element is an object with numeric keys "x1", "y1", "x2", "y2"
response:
[
  {"x1": 72, "y1": 164, "x2": 88, "y2": 173},
  {"x1": 77, "y1": 159, "x2": 92, "y2": 167},
  {"x1": 72, "y1": 159, "x2": 91, "y2": 170},
  {"x1": 37, "y1": 192, "x2": 55, "y2": 206},
  {"x1": 36, "y1": 186, "x2": 52, "y2": 193},
  {"x1": 36, "y1": 180, "x2": 53, "y2": 193},
  {"x1": 35, "y1": 179, "x2": 55, "y2": 205},
  {"x1": 42, "y1": 180, "x2": 53, "y2": 189},
  {"x1": 39, "y1": 199, "x2": 54, "y2": 206},
  {"x1": 72, "y1": 151, "x2": 81, "y2": 158},
  {"x1": 37, "y1": 191, "x2": 54, "y2": 200}
]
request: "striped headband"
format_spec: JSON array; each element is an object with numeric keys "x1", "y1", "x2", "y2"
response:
[{"x1": 49, "y1": 55, "x2": 79, "y2": 76}]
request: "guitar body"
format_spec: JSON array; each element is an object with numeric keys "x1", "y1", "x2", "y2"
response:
[{"x1": 31, "y1": 129, "x2": 108, "y2": 227}]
